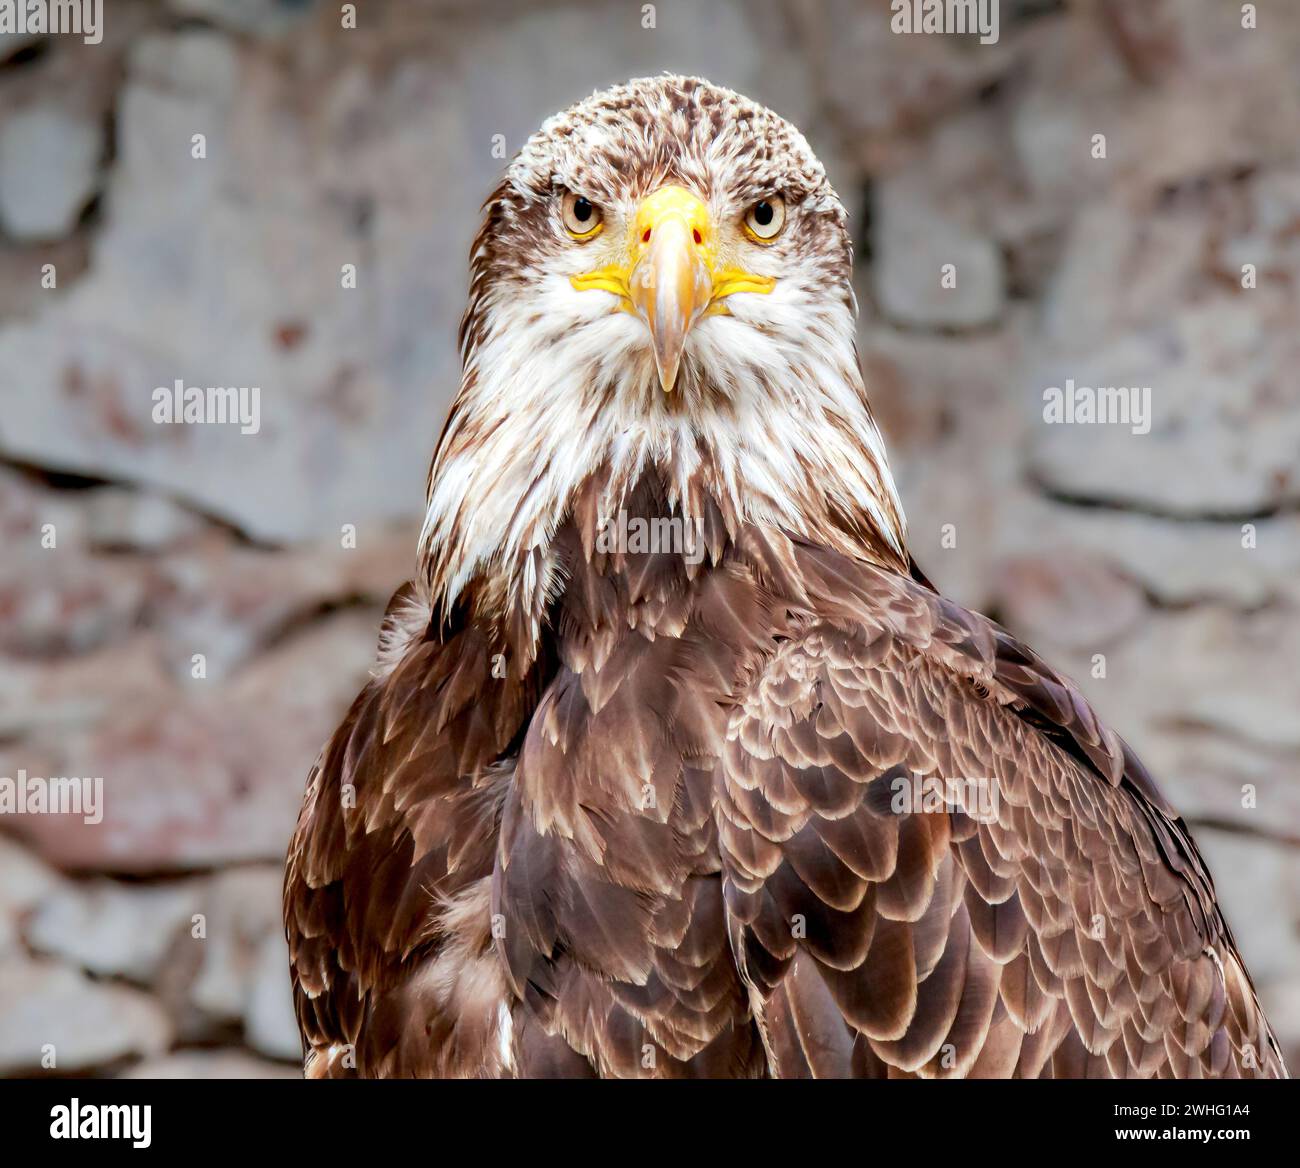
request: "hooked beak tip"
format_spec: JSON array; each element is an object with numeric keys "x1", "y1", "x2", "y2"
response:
[
  {"x1": 655, "y1": 353, "x2": 681, "y2": 394},
  {"x1": 629, "y1": 222, "x2": 711, "y2": 396}
]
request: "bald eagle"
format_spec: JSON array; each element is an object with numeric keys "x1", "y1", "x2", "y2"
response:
[{"x1": 283, "y1": 76, "x2": 1286, "y2": 1079}]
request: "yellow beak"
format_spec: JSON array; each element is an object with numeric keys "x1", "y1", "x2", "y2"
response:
[
  {"x1": 629, "y1": 191, "x2": 712, "y2": 393},
  {"x1": 571, "y1": 185, "x2": 775, "y2": 392}
]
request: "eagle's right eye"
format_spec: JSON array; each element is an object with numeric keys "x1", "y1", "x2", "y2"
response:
[{"x1": 562, "y1": 193, "x2": 603, "y2": 239}]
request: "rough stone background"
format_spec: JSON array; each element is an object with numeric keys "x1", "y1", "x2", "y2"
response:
[{"x1": 0, "y1": 0, "x2": 1296, "y2": 1077}]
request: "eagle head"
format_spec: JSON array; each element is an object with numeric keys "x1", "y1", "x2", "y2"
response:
[{"x1": 421, "y1": 76, "x2": 907, "y2": 648}]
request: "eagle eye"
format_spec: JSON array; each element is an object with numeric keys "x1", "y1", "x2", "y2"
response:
[
  {"x1": 744, "y1": 195, "x2": 786, "y2": 242},
  {"x1": 562, "y1": 192, "x2": 603, "y2": 239}
]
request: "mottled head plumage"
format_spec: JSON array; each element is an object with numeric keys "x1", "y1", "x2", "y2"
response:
[
  {"x1": 511, "y1": 74, "x2": 841, "y2": 223},
  {"x1": 421, "y1": 75, "x2": 907, "y2": 655}
]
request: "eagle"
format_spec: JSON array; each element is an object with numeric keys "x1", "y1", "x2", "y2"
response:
[{"x1": 283, "y1": 75, "x2": 1286, "y2": 1079}]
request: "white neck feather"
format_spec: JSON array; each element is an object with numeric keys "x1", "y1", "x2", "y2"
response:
[{"x1": 420, "y1": 272, "x2": 907, "y2": 645}]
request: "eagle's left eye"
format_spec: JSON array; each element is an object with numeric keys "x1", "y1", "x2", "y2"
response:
[
  {"x1": 562, "y1": 192, "x2": 603, "y2": 239},
  {"x1": 744, "y1": 196, "x2": 786, "y2": 242}
]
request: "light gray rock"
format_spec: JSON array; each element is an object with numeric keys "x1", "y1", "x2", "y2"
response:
[
  {"x1": 1011, "y1": 1, "x2": 1300, "y2": 208},
  {"x1": 0, "y1": 231, "x2": 92, "y2": 319},
  {"x1": 189, "y1": 867, "x2": 282, "y2": 1023},
  {"x1": 0, "y1": 957, "x2": 172, "y2": 1073},
  {"x1": 83, "y1": 487, "x2": 206, "y2": 551},
  {"x1": 25, "y1": 879, "x2": 201, "y2": 983},
  {"x1": 0, "y1": 551, "x2": 153, "y2": 657},
  {"x1": 872, "y1": 173, "x2": 1005, "y2": 329},
  {"x1": 6, "y1": 611, "x2": 378, "y2": 871},
  {"x1": 995, "y1": 549, "x2": 1147, "y2": 652},
  {"x1": 1000, "y1": 493, "x2": 1300, "y2": 610},
  {"x1": 148, "y1": 523, "x2": 414, "y2": 680},
  {"x1": 188, "y1": 865, "x2": 300, "y2": 1060},
  {"x1": 860, "y1": 312, "x2": 1030, "y2": 613},
  {"x1": 1010, "y1": 87, "x2": 1126, "y2": 216},
  {"x1": 1193, "y1": 828, "x2": 1300, "y2": 990},
  {"x1": 0, "y1": 836, "x2": 64, "y2": 952},
  {"x1": 0, "y1": 634, "x2": 172, "y2": 739},
  {"x1": 806, "y1": 0, "x2": 1013, "y2": 161},
  {"x1": 1260, "y1": 979, "x2": 1300, "y2": 1072},
  {"x1": 1095, "y1": 606, "x2": 1300, "y2": 755},
  {"x1": 245, "y1": 932, "x2": 301, "y2": 1061},
  {"x1": 0, "y1": 835, "x2": 62, "y2": 910},
  {"x1": 1028, "y1": 304, "x2": 1300, "y2": 515},
  {"x1": 0, "y1": 107, "x2": 101, "y2": 240},
  {"x1": 1134, "y1": 726, "x2": 1300, "y2": 842},
  {"x1": 0, "y1": 465, "x2": 90, "y2": 552}
]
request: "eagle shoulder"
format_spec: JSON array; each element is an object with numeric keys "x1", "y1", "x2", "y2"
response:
[
  {"x1": 716, "y1": 543, "x2": 1286, "y2": 1078},
  {"x1": 283, "y1": 584, "x2": 528, "y2": 1078}
]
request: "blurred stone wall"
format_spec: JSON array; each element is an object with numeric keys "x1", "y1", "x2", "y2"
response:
[{"x1": 0, "y1": 0, "x2": 1296, "y2": 1077}]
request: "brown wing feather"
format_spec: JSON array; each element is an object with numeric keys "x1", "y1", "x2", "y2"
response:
[
  {"x1": 283, "y1": 584, "x2": 533, "y2": 1078},
  {"x1": 716, "y1": 532, "x2": 1286, "y2": 1079}
]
